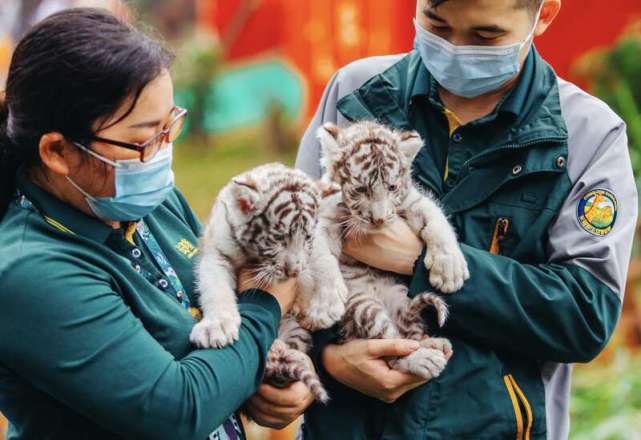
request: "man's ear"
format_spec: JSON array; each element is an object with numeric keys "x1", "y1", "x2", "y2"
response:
[
  {"x1": 398, "y1": 130, "x2": 424, "y2": 164},
  {"x1": 38, "y1": 132, "x2": 75, "y2": 176},
  {"x1": 534, "y1": 0, "x2": 561, "y2": 37},
  {"x1": 231, "y1": 176, "x2": 261, "y2": 215}
]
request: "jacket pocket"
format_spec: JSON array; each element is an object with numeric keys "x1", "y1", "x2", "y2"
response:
[{"x1": 503, "y1": 374, "x2": 534, "y2": 440}]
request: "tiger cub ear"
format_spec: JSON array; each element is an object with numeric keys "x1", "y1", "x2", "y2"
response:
[
  {"x1": 231, "y1": 176, "x2": 260, "y2": 215},
  {"x1": 317, "y1": 178, "x2": 341, "y2": 199},
  {"x1": 398, "y1": 130, "x2": 424, "y2": 163},
  {"x1": 317, "y1": 122, "x2": 342, "y2": 161}
]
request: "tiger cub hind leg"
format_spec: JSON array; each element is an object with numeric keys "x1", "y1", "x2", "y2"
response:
[
  {"x1": 340, "y1": 291, "x2": 402, "y2": 341},
  {"x1": 264, "y1": 339, "x2": 329, "y2": 403},
  {"x1": 388, "y1": 292, "x2": 452, "y2": 379}
]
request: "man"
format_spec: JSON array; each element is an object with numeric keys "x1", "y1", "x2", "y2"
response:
[{"x1": 289, "y1": 0, "x2": 637, "y2": 438}]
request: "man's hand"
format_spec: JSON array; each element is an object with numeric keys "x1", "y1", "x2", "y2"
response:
[
  {"x1": 322, "y1": 339, "x2": 427, "y2": 403},
  {"x1": 245, "y1": 382, "x2": 314, "y2": 429},
  {"x1": 343, "y1": 220, "x2": 423, "y2": 275}
]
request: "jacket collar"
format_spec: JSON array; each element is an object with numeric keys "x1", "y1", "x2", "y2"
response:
[
  {"x1": 16, "y1": 171, "x2": 114, "y2": 243},
  {"x1": 337, "y1": 47, "x2": 568, "y2": 147}
]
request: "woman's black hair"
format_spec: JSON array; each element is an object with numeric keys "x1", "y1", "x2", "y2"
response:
[{"x1": 0, "y1": 7, "x2": 174, "y2": 219}]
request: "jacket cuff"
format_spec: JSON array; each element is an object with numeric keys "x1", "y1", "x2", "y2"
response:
[
  {"x1": 310, "y1": 326, "x2": 341, "y2": 384},
  {"x1": 238, "y1": 289, "x2": 281, "y2": 323},
  {"x1": 408, "y1": 247, "x2": 428, "y2": 294}
]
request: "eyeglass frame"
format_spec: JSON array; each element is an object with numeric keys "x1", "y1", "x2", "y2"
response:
[{"x1": 83, "y1": 106, "x2": 188, "y2": 162}]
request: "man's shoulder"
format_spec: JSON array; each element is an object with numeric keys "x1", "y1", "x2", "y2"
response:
[
  {"x1": 557, "y1": 77, "x2": 624, "y2": 132},
  {"x1": 333, "y1": 54, "x2": 407, "y2": 99},
  {"x1": 557, "y1": 77, "x2": 627, "y2": 180}
]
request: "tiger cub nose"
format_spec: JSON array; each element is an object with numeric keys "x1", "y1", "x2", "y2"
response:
[{"x1": 371, "y1": 218, "x2": 385, "y2": 227}]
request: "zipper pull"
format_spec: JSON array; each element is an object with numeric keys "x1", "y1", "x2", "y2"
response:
[{"x1": 489, "y1": 217, "x2": 510, "y2": 255}]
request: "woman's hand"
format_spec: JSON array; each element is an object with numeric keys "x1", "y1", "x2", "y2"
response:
[
  {"x1": 323, "y1": 339, "x2": 428, "y2": 403},
  {"x1": 238, "y1": 269, "x2": 298, "y2": 316},
  {"x1": 245, "y1": 382, "x2": 315, "y2": 429},
  {"x1": 343, "y1": 220, "x2": 423, "y2": 275}
]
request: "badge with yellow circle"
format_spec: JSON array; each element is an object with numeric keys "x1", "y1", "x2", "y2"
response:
[{"x1": 577, "y1": 189, "x2": 618, "y2": 237}]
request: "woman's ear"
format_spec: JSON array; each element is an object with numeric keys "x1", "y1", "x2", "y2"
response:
[{"x1": 38, "y1": 132, "x2": 77, "y2": 176}]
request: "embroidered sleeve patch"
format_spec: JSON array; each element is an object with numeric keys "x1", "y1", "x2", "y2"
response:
[{"x1": 577, "y1": 189, "x2": 618, "y2": 236}]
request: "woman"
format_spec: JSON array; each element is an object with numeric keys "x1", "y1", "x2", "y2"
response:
[{"x1": 0, "y1": 8, "x2": 312, "y2": 439}]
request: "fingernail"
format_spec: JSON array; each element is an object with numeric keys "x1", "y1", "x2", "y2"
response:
[{"x1": 406, "y1": 341, "x2": 420, "y2": 350}]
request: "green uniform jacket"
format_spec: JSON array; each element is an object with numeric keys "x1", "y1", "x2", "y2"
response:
[
  {"x1": 295, "y1": 49, "x2": 637, "y2": 439},
  {"x1": 0, "y1": 175, "x2": 281, "y2": 439}
]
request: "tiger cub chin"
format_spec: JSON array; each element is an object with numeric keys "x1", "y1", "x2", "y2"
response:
[
  {"x1": 191, "y1": 162, "x2": 347, "y2": 403},
  {"x1": 316, "y1": 120, "x2": 470, "y2": 380}
]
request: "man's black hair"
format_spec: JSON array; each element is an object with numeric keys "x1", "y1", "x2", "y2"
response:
[{"x1": 428, "y1": 0, "x2": 543, "y2": 10}]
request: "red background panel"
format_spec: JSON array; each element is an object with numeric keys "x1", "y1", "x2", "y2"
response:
[{"x1": 202, "y1": 0, "x2": 641, "y2": 118}]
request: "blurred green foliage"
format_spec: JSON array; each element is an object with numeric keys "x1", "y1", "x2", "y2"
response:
[
  {"x1": 173, "y1": 129, "x2": 296, "y2": 220},
  {"x1": 172, "y1": 30, "x2": 222, "y2": 141},
  {"x1": 572, "y1": 26, "x2": 641, "y2": 192},
  {"x1": 570, "y1": 351, "x2": 641, "y2": 439}
]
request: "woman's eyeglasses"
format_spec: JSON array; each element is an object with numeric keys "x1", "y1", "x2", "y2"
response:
[{"x1": 88, "y1": 106, "x2": 188, "y2": 162}]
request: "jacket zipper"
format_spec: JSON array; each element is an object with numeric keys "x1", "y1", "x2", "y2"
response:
[
  {"x1": 507, "y1": 374, "x2": 533, "y2": 440},
  {"x1": 504, "y1": 375, "x2": 524, "y2": 440},
  {"x1": 489, "y1": 217, "x2": 510, "y2": 255}
]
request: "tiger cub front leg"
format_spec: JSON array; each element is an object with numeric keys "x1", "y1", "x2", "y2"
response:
[
  {"x1": 403, "y1": 186, "x2": 469, "y2": 293},
  {"x1": 264, "y1": 316, "x2": 329, "y2": 403},
  {"x1": 294, "y1": 223, "x2": 347, "y2": 332}
]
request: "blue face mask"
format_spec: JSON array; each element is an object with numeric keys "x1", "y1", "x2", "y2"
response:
[
  {"x1": 413, "y1": 5, "x2": 542, "y2": 98},
  {"x1": 66, "y1": 143, "x2": 175, "y2": 221}
]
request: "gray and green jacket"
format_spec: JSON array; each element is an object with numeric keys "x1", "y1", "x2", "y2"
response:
[{"x1": 295, "y1": 49, "x2": 637, "y2": 439}]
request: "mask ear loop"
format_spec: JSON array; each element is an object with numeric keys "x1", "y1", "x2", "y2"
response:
[
  {"x1": 65, "y1": 175, "x2": 98, "y2": 202},
  {"x1": 521, "y1": 1, "x2": 546, "y2": 49},
  {"x1": 73, "y1": 141, "x2": 121, "y2": 168}
]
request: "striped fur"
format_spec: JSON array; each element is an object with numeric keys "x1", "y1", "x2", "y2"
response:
[
  {"x1": 192, "y1": 163, "x2": 346, "y2": 403},
  {"x1": 317, "y1": 121, "x2": 470, "y2": 380}
]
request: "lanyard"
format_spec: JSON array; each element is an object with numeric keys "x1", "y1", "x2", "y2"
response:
[{"x1": 135, "y1": 220, "x2": 191, "y2": 309}]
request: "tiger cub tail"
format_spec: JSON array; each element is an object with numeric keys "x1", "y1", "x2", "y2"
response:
[{"x1": 398, "y1": 292, "x2": 449, "y2": 340}]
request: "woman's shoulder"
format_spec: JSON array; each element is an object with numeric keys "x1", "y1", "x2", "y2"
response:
[
  {"x1": 0, "y1": 203, "x2": 109, "y2": 296},
  {"x1": 156, "y1": 187, "x2": 203, "y2": 236}
]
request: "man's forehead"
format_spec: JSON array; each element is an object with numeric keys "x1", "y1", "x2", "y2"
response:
[
  {"x1": 420, "y1": 0, "x2": 532, "y2": 14},
  {"x1": 419, "y1": 0, "x2": 534, "y2": 27}
]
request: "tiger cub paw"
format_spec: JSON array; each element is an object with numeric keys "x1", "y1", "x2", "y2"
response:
[
  {"x1": 298, "y1": 283, "x2": 346, "y2": 331},
  {"x1": 420, "y1": 337, "x2": 453, "y2": 360},
  {"x1": 189, "y1": 308, "x2": 241, "y2": 349},
  {"x1": 423, "y1": 241, "x2": 469, "y2": 294},
  {"x1": 390, "y1": 347, "x2": 448, "y2": 380}
]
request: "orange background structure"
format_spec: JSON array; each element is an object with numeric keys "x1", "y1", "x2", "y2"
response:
[{"x1": 201, "y1": 0, "x2": 641, "y2": 119}]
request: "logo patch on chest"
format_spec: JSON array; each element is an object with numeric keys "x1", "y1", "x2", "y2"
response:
[
  {"x1": 577, "y1": 189, "x2": 618, "y2": 237},
  {"x1": 175, "y1": 239, "x2": 199, "y2": 258}
]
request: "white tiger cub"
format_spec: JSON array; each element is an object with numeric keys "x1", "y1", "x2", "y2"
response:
[
  {"x1": 191, "y1": 163, "x2": 346, "y2": 402},
  {"x1": 317, "y1": 121, "x2": 469, "y2": 380}
]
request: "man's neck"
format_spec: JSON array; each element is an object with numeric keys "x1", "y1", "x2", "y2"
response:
[{"x1": 437, "y1": 73, "x2": 521, "y2": 126}]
